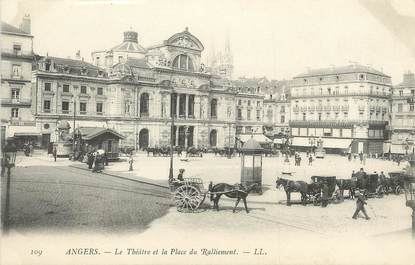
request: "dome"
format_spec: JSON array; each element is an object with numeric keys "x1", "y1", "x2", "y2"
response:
[{"x1": 111, "y1": 30, "x2": 146, "y2": 54}]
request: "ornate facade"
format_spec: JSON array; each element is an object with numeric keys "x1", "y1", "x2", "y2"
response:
[
  {"x1": 31, "y1": 28, "x2": 264, "y2": 149},
  {"x1": 289, "y1": 65, "x2": 392, "y2": 154}
]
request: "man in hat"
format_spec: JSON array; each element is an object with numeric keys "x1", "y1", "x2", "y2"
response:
[
  {"x1": 352, "y1": 190, "x2": 370, "y2": 220},
  {"x1": 321, "y1": 181, "x2": 329, "y2": 207},
  {"x1": 177, "y1": 169, "x2": 185, "y2": 181}
]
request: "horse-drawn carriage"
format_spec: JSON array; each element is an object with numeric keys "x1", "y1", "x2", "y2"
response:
[
  {"x1": 356, "y1": 173, "x2": 384, "y2": 198},
  {"x1": 385, "y1": 171, "x2": 406, "y2": 195},
  {"x1": 186, "y1": 147, "x2": 203, "y2": 157},
  {"x1": 310, "y1": 176, "x2": 338, "y2": 205},
  {"x1": 169, "y1": 177, "x2": 258, "y2": 213}
]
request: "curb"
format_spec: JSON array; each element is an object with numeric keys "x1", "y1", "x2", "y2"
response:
[{"x1": 69, "y1": 164, "x2": 170, "y2": 190}]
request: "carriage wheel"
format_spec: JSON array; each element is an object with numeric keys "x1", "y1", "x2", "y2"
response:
[
  {"x1": 376, "y1": 185, "x2": 384, "y2": 198},
  {"x1": 395, "y1": 186, "x2": 402, "y2": 195},
  {"x1": 174, "y1": 185, "x2": 205, "y2": 213},
  {"x1": 312, "y1": 194, "x2": 320, "y2": 206}
]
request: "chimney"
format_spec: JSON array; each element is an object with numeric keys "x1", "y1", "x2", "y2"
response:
[
  {"x1": 403, "y1": 71, "x2": 415, "y2": 83},
  {"x1": 19, "y1": 14, "x2": 31, "y2": 34}
]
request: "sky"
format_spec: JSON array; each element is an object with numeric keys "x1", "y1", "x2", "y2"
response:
[{"x1": 2, "y1": 0, "x2": 415, "y2": 84}]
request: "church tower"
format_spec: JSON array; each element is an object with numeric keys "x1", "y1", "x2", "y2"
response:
[{"x1": 209, "y1": 31, "x2": 234, "y2": 80}]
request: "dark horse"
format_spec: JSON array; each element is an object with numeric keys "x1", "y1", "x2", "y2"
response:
[
  {"x1": 209, "y1": 183, "x2": 258, "y2": 213},
  {"x1": 275, "y1": 177, "x2": 308, "y2": 206}
]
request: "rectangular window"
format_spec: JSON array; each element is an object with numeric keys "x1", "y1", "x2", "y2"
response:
[
  {"x1": 280, "y1": 115, "x2": 285, "y2": 123},
  {"x1": 257, "y1": 101, "x2": 260, "y2": 107},
  {"x1": 344, "y1": 112, "x2": 348, "y2": 119},
  {"x1": 398, "y1": 103, "x2": 403, "y2": 112},
  {"x1": 12, "y1": 64, "x2": 21, "y2": 77},
  {"x1": 237, "y1": 108, "x2": 242, "y2": 120},
  {"x1": 81, "y1": 86, "x2": 87, "y2": 94},
  {"x1": 399, "y1": 90, "x2": 403, "y2": 96},
  {"x1": 13, "y1": 44, "x2": 22, "y2": 55},
  {"x1": 280, "y1": 106, "x2": 285, "y2": 113},
  {"x1": 238, "y1": 100, "x2": 242, "y2": 106},
  {"x1": 62, "y1": 101, "x2": 69, "y2": 113},
  {"x1": 247, "y1": 100, "x2": 251, "y2": 106},
  {"x1": 43, "y1": 100, "x2": 51, "y2": 112},
  {"x1": 11, "y1": 88, "x2": 20, "y2": 100},
  {"x1": 63, "y1": 84, "x2": 70, "y2": 93},
  {"x1": 318, "y1": 113, "x2": 322, "y2": 121},
  {"x1": 410, "y1": 104, "x2": 414, "y2": 112},
  {"x1": 256, "y1": 110, "x2": 261, "y2": 121},
  {"x1": 302, "y1": 113, "x2": 306, "y2": 121},
  {"x1": 80, "y1": 102, "x2": 87, "y2": 113},
  {"x1": 247, "y1": 110, "x2": 251, "y2": 120},
  {"x1": 96, "y1": 102, "x2": 103, "y2": 114},
  {"x1": 44, "y1": 82, "x2": 51, "y2": 91},
  {"x1": 11, "y1": 108, "x2": 18, "y2": 118},
  {"x1": 97, "y1": 87, "x2": 103, "y2": 95}
]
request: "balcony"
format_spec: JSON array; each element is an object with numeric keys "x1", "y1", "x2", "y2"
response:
[
  {"x1": 308, "y1": 106, "x2": 315, "y2": 111},
  {"x1": 1, "y1": 98, "x2": 31, "y2": 107},
  {"x1": 1, "y1": 49, "x2": 33, "y2": 59},
  {"x1": 62, "y1": 110, "x2": 70, "y2": 114},
  {"x1": 341, "y1": 105, "x2": 349, "y2": 111},
  {"x1": 9, "y1": 120, "x2": 36, "y2": 126},
  {"x1": 332, "y1": 106, "x2": 340, "y2": 111},
  {"x1": 289, "y1": 120, "x2": 388, "y2": 128},
  {"x1": 323, "y1": 106, "x2": 331, "y2": 111},
  {"x1": 316, "y1": 106, "x2": 323, "y2": 111}
]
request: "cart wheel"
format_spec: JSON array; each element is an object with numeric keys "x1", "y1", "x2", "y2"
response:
[
  {"x1": 376, "y1": 186, "x2": 384, "y2": 198},
  {"x1": 395, "y1": 186, "x2": 402, "y2": 195},
  {"x1": 312, "y1": 195, "x2": 320, "y2": 206},
  {"x1": 174, "y1": 185, "x2": 204, "y2": 213}
]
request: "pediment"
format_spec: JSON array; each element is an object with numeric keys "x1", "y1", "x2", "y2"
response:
[{"x1": 166, "y1": 29, "x2": 204, "y2": 51}]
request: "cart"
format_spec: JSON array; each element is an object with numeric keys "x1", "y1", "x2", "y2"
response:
[
  {"x1": 310, "y1": 176, "x2": 338, "y2": 205},
  {"x1": 169, "y1": 177, "x2": 208, "y2": 213},
  {"x1": 387, "y1": 171, "x2": 406, "y2": 195},
  {"x1": 357, "y1": 173, "x2": 384, "y2": 198}
]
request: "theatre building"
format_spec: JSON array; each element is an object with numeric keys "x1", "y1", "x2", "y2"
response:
[
  {"x1": 289, "y1": 65, "x2": 392, "y2": 154},
  {"x1": 32, "y1": 28, "x2": 264, "y2": 149}
]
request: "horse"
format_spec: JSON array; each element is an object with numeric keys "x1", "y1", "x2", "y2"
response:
[
  {"x1": 209, "y1": 183, "x2": 258, "y2": 213},
  {"x1": 336, "y1": 179, "x2": 357, "y2": 199},
  {"x1": 275, "y1": 177, "x2": 308, "y2": 206}
]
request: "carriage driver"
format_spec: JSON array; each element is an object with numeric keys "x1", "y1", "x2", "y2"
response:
[{"x1": 177, "y1": 168, "x2": 185, "y2": 181}]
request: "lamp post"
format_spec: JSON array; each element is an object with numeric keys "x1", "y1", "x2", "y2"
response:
[
  {"x1": 168, "y1": 93, "x2": 175, "y2": 181},
  {"x1": 2, "y1": 139, "x2": 17, "y2": 233},
  {"x1": 404, "y1": 160, "x2": 415, "y2": 238},
  {"x1": 72, "y1": 99, "x2": 76, "y2": 161},
  {"x1": 228, "y1": 123, "x2": 232, "y2": 159}
]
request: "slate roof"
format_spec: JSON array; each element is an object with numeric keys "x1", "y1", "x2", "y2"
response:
[
  {"x1": 1, "y1": 21, "x2": 31, "y2": 35},
  {"x1": 77, "y1": 127, "x2": 125, "y2": 140},
  {"x1": 295, "y1": 64, "x2": 390, "y2": 78},
  {"x1": 38, "y1": 56, "x2": 107, "y2": 78},
  {"x1": 124, "y1": 57, "x2": 150, "y2": 68},
  {"x1": 111, "y1": 41, "x2": 146, "y2": 53}
]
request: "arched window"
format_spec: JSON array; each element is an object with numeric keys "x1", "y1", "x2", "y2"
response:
[
  {"x1": 140, "y1": 93, "x2": 149, "y2": 117},
  {"x1": 210, "y1": 99, "x2": 217, "y2": 119},
  {"x1": 172, "y1": 54, "x2": 194, "y2": 72},
  {"x1": 209, "y1": 130, "x2": 217, "y2": 147}
]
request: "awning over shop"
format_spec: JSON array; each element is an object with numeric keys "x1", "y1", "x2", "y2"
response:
[
  {"x1": 390, "y1": 144, "x2": 407, "y2": 154},
  {"x1": 237, "y1": 134, "x2": 272, "y2": 143},
  {"x1": 291, "y1": 137, "x2": 352, "y2": 149},
  {"x1": 8, "y1": 126, "x2": 41, "y2": 138},
  {"x1": 322, "y1": 138, "x2": 352, "y2": 149},
  {"x1": 76, "y1": 127, "x2": 125, "y2": 141}
]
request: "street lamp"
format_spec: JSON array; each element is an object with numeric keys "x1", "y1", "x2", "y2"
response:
[
  {"x1": 404, "y1": 160, "x2": 415, "y2": 238},
  {"x1": 168, "y1": 93, "x2": 175, "y2": 181},
  {"x1": 2, "y1": 139, "x2": 17, "y2": 233},
  {"x1": 72, "y1": 99, "x2": 76, "y2": 161}
]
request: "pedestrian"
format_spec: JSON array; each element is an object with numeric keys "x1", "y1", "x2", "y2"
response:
[
  {"x1": 177, "y1": 168, "x2": 185, "y2": 181},
  {"x1": 321, "y1": 182, "x2": 329, "y2": 207},
  {"x1": 348, "y1": 152, "x2": 352, "y2": 162},
  {"x1": 359, "y1": 152, "x2": 363, "y2": 164},
  {"x1": 53, "y1": 146, "x2": 57, "y2": 162},
  {"x1": 362, "y1": 153, "x2": 366, "y2": 165},
  {"x1": 87, "y1": 152, "x2": 94, "y2": 169},
  {"x1": 128, "y1": 153, "x2": 134, "y2": 171},
  {"x1": 29, "y1": 142, "x2": 34, "y2": 157},
  {"x1": 352, "y1": 190, "x2": 370, "y2": 220},
  {"x1": 308, "y1": 155, "x2": 313, "y2": 166}
]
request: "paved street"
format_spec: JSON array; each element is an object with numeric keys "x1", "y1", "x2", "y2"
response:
[
  {"x1": 1, "y1": 152, "x2": 415, "y2": 265},
  {"x1": 1, "y1": 159, "x2": 171, "y2": 234}
]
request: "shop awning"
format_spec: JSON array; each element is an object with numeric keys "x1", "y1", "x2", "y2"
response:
[
  {"x1": 322, "y1": 138, "x2": 352, "y2": 149},
  {"x1": 291, "y1": 137, "x2": 352, "y2": 149},
  {"x1": 390, "y1": 144, "x2": 406, "y2": 154},
  {"x1": 237, "y1": 134, "x2": 272, "y2": 143},
  {"x1": 8, "y1": 126, "x2": 41, "y2": 137},
  {"x1": 76, "y1": 127, "x2": 125, "y2": 141}
]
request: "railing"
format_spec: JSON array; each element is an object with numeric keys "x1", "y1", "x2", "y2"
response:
[
  {"x1": 1, "y1": 98, "x2": 31, "y2": 106},
  {"x1": 291, "y1": 91, "x2": 390, "y2": 99},
  {"x1": 9, "y1": 120, "x2": 36, "y2": 126},
  {"x1": 1, "y1": 49, "x2": 33, "y2": 58},
  {"x1": 290, "y1": 120, "x2": 388, "y2": 127}
]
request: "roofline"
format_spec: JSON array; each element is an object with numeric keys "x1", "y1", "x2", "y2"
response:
[
  {"x1": 1, "y1": 31, "x2": 34, "y2": 38},
  {"x1": 294, "y1": 69, "x2": 391, "y2": 79}
]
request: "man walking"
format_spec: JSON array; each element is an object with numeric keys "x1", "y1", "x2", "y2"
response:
[
  {"x1": 352, "y1": 190, "x2": 370, "y2": 220},
  {"x1": 53, "y1": 146, "x2": 57, "y2": 162},
  {"x1": 321, "y1": 182, "x2": 329, "y2": 207}
]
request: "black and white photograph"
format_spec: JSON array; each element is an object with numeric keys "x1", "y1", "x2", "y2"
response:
[{"x1": 1, "y1": 0, "x2": 415, "y2": 264}]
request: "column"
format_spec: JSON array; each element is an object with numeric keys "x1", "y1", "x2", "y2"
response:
[
  {"x1": 176, "y1": 94, "x2": 180, "y2": 118},
  {"x1": 175, "y1": 126, "x2": 179, "y2": 146},
  {"x1": 184, "y1": 126, "x2": 188, "y2": 148},
  {"x1": 194, "y1": 96, "x2": 200, "y2": 119},
  {"x1": 185, "y1": 94, "x2": 189, "y2": 119}
]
